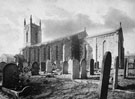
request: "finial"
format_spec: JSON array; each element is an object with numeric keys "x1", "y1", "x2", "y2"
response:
[
  {"x1": 30, "y1": 15, "x2": 32, "y2": 19},
  {"x1": 39, "y1": 19, "x2": 41, "y2": 26},
  {"x1": 30, "y1": 15, "x2": 32, "y2": 24},
  {"x1": 120, "y1": 22, "x2": 122, "y2": 28}
]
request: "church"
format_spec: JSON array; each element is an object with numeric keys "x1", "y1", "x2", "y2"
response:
[{"x1": 22, "y1": 16, "x2": 124, "y2": 72}]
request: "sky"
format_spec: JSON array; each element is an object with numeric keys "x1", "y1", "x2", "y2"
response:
[{"x1": 0, "y1": 0, "x2": 135, "y2": 56}]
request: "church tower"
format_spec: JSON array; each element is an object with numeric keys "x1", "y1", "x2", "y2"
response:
[{"x1": 24, "y1": 15, "x2": 42, "y2": 46}]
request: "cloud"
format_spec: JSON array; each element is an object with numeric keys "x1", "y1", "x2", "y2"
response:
[
  {"x1": 42, "y1": 13, "x2": 98, "y2": 41},
  {"x1": 103, "y1": 8, "x2": 135, "y2": 33}
]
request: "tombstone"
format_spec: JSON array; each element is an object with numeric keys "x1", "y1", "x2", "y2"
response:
[
  {"x1": 18, "y1": 63, "x2": 23, "y2": 72},
  {"x1": 95, "y1": 61, "x2": 99, "y2": 69},
  {"x1": 113, "y1": 56, "x2": 119, "y2": 90},
  {"x1": 56, "y1": 60, "x2": 61, "y2": 69},
  {"x1": 124, "y1": 58, "x2": 127, "y2": 79},
  {"x1": 80, "y1": 59, "x2": 87, "y2": 79},
  {"x1": 63, "y1": 61, "x2": 68, "y2": 74},
  {"x1": 68, "y1": 59, "x2": 73, "y2": 74},
  {"x1": 46, "y1": 60, "x2": 53, "y2": 73},
  {"x1": 99, "y1": 51, "x2": 112, "y2": 99},
  {"x1": 60, "y1": 61, "x2": 63, "y2": 70},
  {"x1": 0, "y1": 62, "x2": 7, "y2": 81},
  {"x1": 23, "y1": 62, "x2": 29, "y2": 73},
  {"x1": 41, "y1": 62, "x2": 46, "y2": 72},
  {"x1": 31, "y1": 62, "x2": 39, "y2": 75},
  {"x1": 126, "y1": 59, "x2": 129, "y2": 77},
  {"x1": 0, "y1": 62, "x2": 7, "y2": 72},
  {"x1": 72, "y1": 59, "x2": 80, "y2": 79},
  {"x1": 96, "y1": 61, "x2": 99, "y2": 69},
  {"x1": 2, "y1": 63, "x2": 19, "y2": 89},
  {"x1": 90, "y1": 59, "x2": 94, "y2": 75}
]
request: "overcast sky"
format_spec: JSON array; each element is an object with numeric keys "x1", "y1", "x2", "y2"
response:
[{"x1": 0, "y1": 0, "x2": 135, "y2": 56}]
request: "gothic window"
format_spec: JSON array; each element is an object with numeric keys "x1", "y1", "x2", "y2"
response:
[
  {"x1": 56, "y1": 46, "x2": 58, "y2": 60},
  {"x1": 37, "y1": 48, "x2": 40, "y2": 62},
  {"x1": 44, "y1": 47, "x2": 46, "y2": 60},
  {"x1": 34, "y1": 48, "x2": 36, "y2": 61},
  {"x1": 48, "y1": 46, "x2": 50, "y2": 60},
  {"x1": 103, "y1": 40, "x2": 106, "y2": 56},
  {"x1": 35, "y1": 32, "x2": 38, "y2": 43},
  {"x1": 26, "y1": 32, "x2": 28, "y2": 42}
]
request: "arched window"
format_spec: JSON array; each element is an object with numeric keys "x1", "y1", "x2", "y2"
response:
[
  {"x1": 56, "y1": 46, "x2": 58, "y2": 60},
  {"x1": 35, "y1": 32, "x2": 38, "y2": 43},
  {"x1": 103, "y1": 40, "x2": 106, "y2": 56},
  {"x1": 26, "y1": 32, "x2": 28, "y2": 42},
  {"x1": 48, "y1": 46, "x2": 50, "y2": 60}
]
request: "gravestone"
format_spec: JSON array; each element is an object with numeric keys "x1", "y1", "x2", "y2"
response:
[
  {"x1": 80, "y1": 59, "x2": 87, "y2": 79},
  {"x1": 46, "y1": 60, "x2": 53, "y2": 73},
  {"x1": 72, "y1": 59, "x2": 80, "y2": 79},
  {"x1": 0, "y1": 62, "x2": 7, "y2": 72},
  {"x1": 56, "y1": 60, "x2": 61, "y2": 69},
  {"x1": 113, "y1": 56, "x2": 119, "y2": 90},
  {"x1": 60, "y1": 61, "x2": 63, "y2": 70},
  {"x1": 126, "y1": 59, "x2": 129, "y2": 77},
  {"x1": 124, "y1": 58, "x2": 127, "y2": 79},
  {"x1": 41, "y1": 62, "x2": 46, "y2": 72},
  {"x1": 18, "y1": 63, "x2": 23, "y2": 72},
  {"x1": 96, "y1": 61, "x2": 99, "y2": 69},
  {"x1": 0, "y1": 62, "x2": 7, "y2": 81},
  {"x1": 63, "y1": 61, "x2": 68, "y2": 74},
  {"x1": 90, "y1": 59, "x2": 94, "y2": 75},
  {"x1": 2, "y1": 63, "x2": 19, "y2": 89},
  {"x1": 68, "y1": 59, "x2": 73, "y2": 74},
  {"x1": 99, "y1": 51, "x2": 112, "y2": 99},
  {"x1": 31, "y1": 62, "x2": 39, "y2": 75}
]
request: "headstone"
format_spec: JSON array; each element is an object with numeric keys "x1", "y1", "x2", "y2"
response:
[
  {"x1": 72, "y1": 59, "x2": 80, "y2": 79},
  {"x1": 113, "y1": 56, "x2": 119, "y2": 90},
  {"x1": 63, "y1": 61, "x2": 68, "y2": 74},
  {"x1": 18, "y1": 63, "x2": 23, "y2": 72},
  {"x1": 41, "y1": 62, "x2": 46, "y2": 71},
  {"x1": 96, "y1": 61, "x2": 99, "y2": 69},
  {"x1": 126, "y1": 59, "x2": 129, "y2": 77},
  {"x1": 80, "y1": 59, "x2": 87, "y2": 79},
  {"x1": 46, "y1": 60, "x2": 53, "y2": 73},
  {"x1": 60, "y1": 61, "x2": 63, "y2": 70},
  {"x1": 0, "y1": 62, "x2": 7, "y2": 72},
  {"x1": 2, "y1": 63, "x2": 19, "y2": 89},
  {"x1": 56, "y1": 60, "x2": 61, "y2": 69},
  {"x1": 124, "y1": 58, "x2": 127, "y2": 79},
  {"x1": 68, "y1": 59, "x2": 73, "y2": 74},
  {"x1": 99, "y1": 51, "x2": 112, "y2": 99},
  {"x1": 0, "y1": 62, "x2": 7, "y2": 81},
  {"x1": 90, "y1": 59, "x2": 94, "y2": 75},
  {"x1": 31, "y1": 62, "x2": 39, "y2": 75}
]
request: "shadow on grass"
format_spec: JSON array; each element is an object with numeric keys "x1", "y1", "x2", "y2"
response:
[
  {"x1": 117, "y1": 84, "x2": 135, "y2": 90},
  {"x1": 125, "y1": 77, "x2": 135, "y2": 80}
]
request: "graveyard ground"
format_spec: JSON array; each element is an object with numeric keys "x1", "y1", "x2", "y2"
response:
[{"x1": 0, "y1": 69, "x2": 135, "y2": 99}]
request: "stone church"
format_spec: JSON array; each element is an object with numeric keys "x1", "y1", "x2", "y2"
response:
[{"x1": 22, "y1": 16, "x2": 124, "y2": 71}]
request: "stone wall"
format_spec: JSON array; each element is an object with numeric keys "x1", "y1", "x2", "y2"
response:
[
  {"x1": 22, "y1": 31, "x2": 88, "y2": 70},
  {"x1": 85, "y1": 32, "x2": 119, "y2": 68}
]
